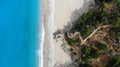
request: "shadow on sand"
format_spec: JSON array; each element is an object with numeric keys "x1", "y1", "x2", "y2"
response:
[
  {"x1": 63, "y1": 0, "x2": 95, "y2": 32},
  {"x1": 54, "y1": 0, "x2": 95, "y2": 67}
]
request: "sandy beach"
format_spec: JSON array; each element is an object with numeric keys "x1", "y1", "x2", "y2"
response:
[{"x1": 42, "y1": 0, "x2": 94, "y2": 67}]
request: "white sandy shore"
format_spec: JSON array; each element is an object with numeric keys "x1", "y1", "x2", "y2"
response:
[{"x1": 42, "y1": 0, "x2": 94, "y2": 67}]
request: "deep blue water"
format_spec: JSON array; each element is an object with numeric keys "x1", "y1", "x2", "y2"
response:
[{"x1": 0, "y1": 0, "x2": 40, "y2": 67}]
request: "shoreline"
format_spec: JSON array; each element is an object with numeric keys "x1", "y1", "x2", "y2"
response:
[
  {"x1": 42, "y1": 0, "x2": 95, "y2": 67},
  {"x1": 42, "y1": 0, "x2": 55, "y2": 67},
  {"x1": 39, "y1": 0, "x2": 47, "y2": 67},
  {"x1": 38, "y1": 0, "x2": 45, "y2": 67}
]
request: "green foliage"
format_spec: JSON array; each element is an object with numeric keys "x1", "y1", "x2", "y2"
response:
[
  {"x1": 115, "y1": 0, "x2": 120, "y2": 3},
  {"x1": 65, "y1": 32, "x2": 81, "y2": 46},
  {"x1": 79, "y1": 63, "x2": 92, "y2": 67},
  {"x1": 82, "y1": 28, "x2": 92, "y2": 39},
  {"x1": 73, "y1": 0, "x2": 120, "y2": 34},
  {"x1": 75, "y1": 59, "x2": 80, "y2": 63},
  {"x1": 115, "y1": 17, "x2": 120, "y2": 27},
  {"x1": 82, "y1": 57, "x2": 90, "y2": 63},
  {"x1": 70, "y1": 48, "x2": 73, "y2": 51},
  {"x1": 74, "y1": 11, "x2": 96, "y2": 32},
  {"x1": 97, "y1": 43, "x2": 108, "y2": 51},
  {"x1": 72, "y1": 38, "x2": 81, "y2": 46},
  {"x1": 83, "y1": 47, "x2": 91, "y2": 55},
  {"x1": 103, "y1": 2, "x2": 108, "y2": 7},
  {"x1": 81, "y1": 12, "x2": 93, "y2": 23},
  {"x1": 64, "y1": 32, "x2": 74, "y2": 46},
  {"x1": 89, "y1": 49, "x2": 100, "y2": 59},
  {"x1": 73, "y1": 52, "x2": 77, "y2": 56},
  {"x1": 65, "y1": 0, "x2": 120, "y2": 66},
  {"x1": 104, "y1": 37, "x2": 109, "y2": 42},
  {"x1": 117, "y1": 32, "x2": 120, "y2": 37},
  {"x1": 114, "y1": 0, "x2": 120, "y2": 8},
  {"x1": 68, "y1": 39, "x2": 74, "y2": 46},
  {"x1": 95, "y1": 0, "x2": 113, "y2": 6},
  {"x1": 82, "y1": 46, "x2": 100, "y2": 63},
  {"x1": 106, "y1": 56, "x2": 120, "y2": 67}
]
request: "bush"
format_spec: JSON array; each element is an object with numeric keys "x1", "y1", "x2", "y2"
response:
[
  {"x1": 90, "y1": 49, "x2": 100, "y2": 59},
  {"x1": 106, "y1": 56, "x2": 120, "y2": 67},
  {"x1": 82, "y1": 57, "x2": 90, "y2": 63},
  {"x1": 79, "y1": 63, "x2": 92, "y2": 67},
  {"x1": 64, "y1": 32, "x2": 74, "y2": 46},
  {"x1": 82, "y1": 28, "x2": 92, "y2": 39},
  {"x1": 117, "y1": 32, "x2": 120, "y2": 38},
  {"x1": 70, "y1": 48, "x2": 73, "y2": 51},
  {"x1": 114, "y1": 0, "x2": 120, "y2": 8},
  {"x1": 97, "y1": 43, "x2": 108, "y2": 51},
  {"x1": 82, "y1": 46, "x2": 100, "y2": 63},
  {"x1": 83, "y1": 47, "x2": 91, "y2": 55},
  {"x1": 75, "y1": 59, "x2": 80, "y2": 63},
  {"x1": 115, "y1": 17, "x2": 120, "y2": 27},
  {"x1": 72, "y1": 38, "x2": 81, "y2": 46},
  {"x1": 73, "y1": 52, "x2": 77, "y2": 56},
  {"x1": 95, "y1": 0, "x2": 113, "y2": 3}
]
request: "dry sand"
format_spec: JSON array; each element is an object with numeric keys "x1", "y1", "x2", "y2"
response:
[{"x1": 42, "y1": 0, "x2": 94, "y2": 67}]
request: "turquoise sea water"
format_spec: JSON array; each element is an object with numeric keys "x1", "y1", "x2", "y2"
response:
[{"x1": 0, "y1": 0, "x2": 40, "y2": 67}]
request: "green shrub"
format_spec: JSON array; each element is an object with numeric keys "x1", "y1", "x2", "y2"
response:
[
  {"x1": 75, "y1": 59, "x2": 80, "y2": 63},
  {"x1": 90, "y1": 49, "x2": 100, "y2": 59},
  {"x1": 79, "y1": 63, "x2": 92, "y2": 67},
  {"x1": 70, "y1": 48, "x2": 73, "y2": 51},
  {"x1": 72, "y1": 38, "x2": 81, "y2": 46},
  {"x1": 73, "y1": 52, "x2": 77, "y2": 56},
  {"x1": 97, "y1": 43, "x2": 108, "y2": 51},
  {"x1": 82, "y1": 57, "x2": 90, "y2": 63},
  {"x1": 83, "y1": 47, "x2": 91, "y2": 55},
  {"x1": 82, "y1": 46, "x2": 100, "y2": 63},
  {"x1": 82, "y1": 28, "x2": 92, "y2": 39},
  {"x1": 64, "y1": 32, "x2": 74, "y2": 46},
  {"x1": 114, "y1": 0, "x2": 120, "y2": 8},
  {"x1": 115, "y1": 17, "x2": 120, "y2": 27},
  {"x1": 117, "y1": 32, "x2": 120, "y2": 37},
  {"x1": 106, "y1": 56, "x2": 120, "y2": 67}
]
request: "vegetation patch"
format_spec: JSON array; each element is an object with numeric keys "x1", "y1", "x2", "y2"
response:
[{"x1": 63, "y1": 0, "x2": 120, "y2": 66}]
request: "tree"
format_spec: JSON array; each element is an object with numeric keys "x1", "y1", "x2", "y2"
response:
[
  {"x1": 82, "y1": 46, "x2": 100, "y2": 63},
  {"x1": 70, "y1": 48, "x2": 73, "y2": 51},
  {"x1": 117, "y1": 32, "x2": 120, "y2": 38},
  {"x1": 114, "y1": 0, "x2": 120, "y2": 8},
  {"x1": 82, "y1": 28, "x2": 92, "y2": 39},
  {"x1": 79, "y1": 63, "x2": 92, "y2": 67},
  {"x1": 115, "y1": 17, "x2": 120, "y2": 28},
  {"x1": 64, "y1": 32, "x2": 74, "y2": 46},
  {"x1": 83, "y1": 47, "x2": 91, "y2": 55},
  {"x1": 73, "y1": 52, "x2": 77, "y2": 56},
  {"x1": 90, "y1": 49, "x2": 99, "y2": 59},
  {"x1": 97, "y1": 43, "x2": 108, "y2": 51},
  {"x1": 106, "y1": 56, "x2": 120, "y2": 67},
  {"x1": 95, "y1": 0, "x2": 113, "y2": 3}
]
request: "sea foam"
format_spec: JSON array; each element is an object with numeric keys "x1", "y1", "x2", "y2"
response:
[
  {"x1": 39, "y1": 0, "x2": 55, "y2": 66},
  {"x1": 38, "y1": 11, "x2": 45, "y2": 67}
]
